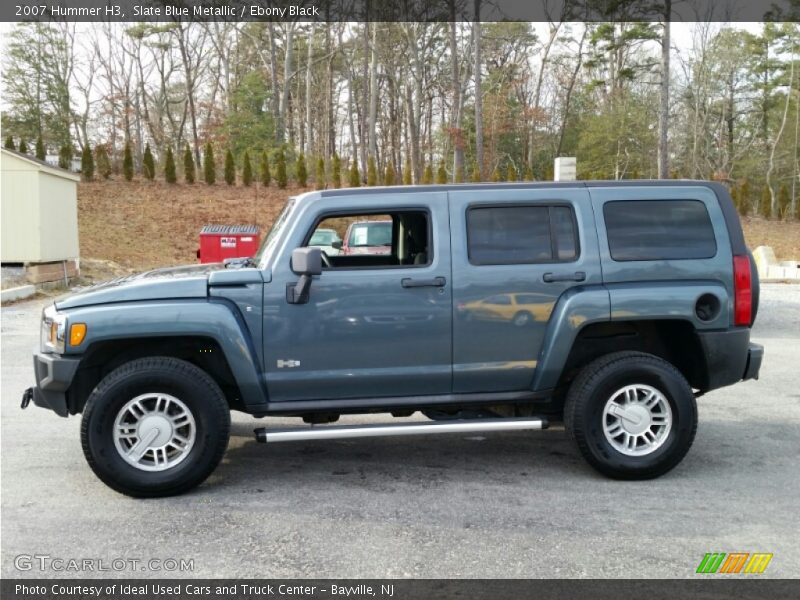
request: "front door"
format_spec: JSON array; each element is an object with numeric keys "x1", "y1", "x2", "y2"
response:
[
  {"x1": 262, "y1": 193, "x2": 452, "y2": 403},
  {"x1": 448, "y1": 187, "x2": 599, "y2": 393}
]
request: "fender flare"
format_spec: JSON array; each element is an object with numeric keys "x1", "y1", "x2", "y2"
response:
[{"x1": 64, "y1": 299, "x2": 267, "y2": 408}]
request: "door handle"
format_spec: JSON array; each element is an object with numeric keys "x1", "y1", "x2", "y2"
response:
[
  {"x1": 401, "y1": 276, "x2": 446, "y2": 288},
  {"x1": 542, "y1": 271, "x2": 586, "y2": 283}
]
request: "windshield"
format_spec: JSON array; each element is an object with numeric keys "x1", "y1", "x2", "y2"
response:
[
  {"x1": 310, "y1": 230, "x2": 338, "y2": 245},
  {"x1": 348, "y1": 222, "x2": 392, "y2": 247},
  {"x1": 254, "y1": 198, "x2": 295, "y2": 266}
]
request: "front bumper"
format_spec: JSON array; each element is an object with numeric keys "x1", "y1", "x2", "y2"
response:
[{"x1": 22, "y1": 352, "x2": 81, "y2": 417}]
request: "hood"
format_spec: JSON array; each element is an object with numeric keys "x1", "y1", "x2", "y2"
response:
[{"x1": 56, "y1": 263, "x2": 224, "y2": 310}]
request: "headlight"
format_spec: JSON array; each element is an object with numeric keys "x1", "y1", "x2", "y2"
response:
[{"x1": 41, "y1": 304, "x2": 67, "y2": 354}]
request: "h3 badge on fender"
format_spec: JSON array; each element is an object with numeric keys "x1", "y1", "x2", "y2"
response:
[{"x1": 277, "y1": 359, "x2": 301, "y2": 369}]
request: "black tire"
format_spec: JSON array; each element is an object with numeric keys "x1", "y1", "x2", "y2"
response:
[
  {"x1": 564, "y1": 351, "x2": 697, "y2": 480},
  {"x1": 81, "y1": 357, "x2": 230, "y2": 498}
]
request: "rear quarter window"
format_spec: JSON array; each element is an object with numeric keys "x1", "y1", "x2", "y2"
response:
[{"x1": 603, "y1": 199, "x2": 717, "y2": 261}]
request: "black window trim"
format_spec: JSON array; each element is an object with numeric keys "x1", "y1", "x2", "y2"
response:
[
  {"x1": 602, "y1": 198, "x2": 718, "y2": 263},
  {"x1": 300, "y1": 206, "x2": 434, "y2": 271},
  {"x1": 465, "y1": 201, "x2": 581, "y2": 266}
]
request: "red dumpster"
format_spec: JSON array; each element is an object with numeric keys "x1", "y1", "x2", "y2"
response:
[{"x1": 198, "y1": 225, "x2": 260, "y2": 263}]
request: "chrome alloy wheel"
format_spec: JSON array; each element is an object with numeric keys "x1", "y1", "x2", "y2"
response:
[
  {"x1": 113, "y1": 393, "x2": 196, "y2": 472},
  {"x1": 602, "y1": 384, "x2": 673, "y2": 457}
]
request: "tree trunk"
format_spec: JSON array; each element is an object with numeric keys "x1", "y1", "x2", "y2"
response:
[
  {"x1": 657, "y1": 1, "x2": 671, "y2": 179},
  {"x1": 529, "y1": 23, "x2": 559, "y2": 170},
  {"x1": 280, "y1": 24, "x2": 295, "y2": 146},
  {"x1": 368, "y1": 22, "x2": 379, "y2": 161},
  {"x1": 268, "y1": 23, "x2": 282, "y2": 142},
  {"x1": 473, "y1": 1, "x2": 483, "y2": 179},
  {"x1": 305, "y1": 22, "x2": 315, "y2": 155},
  {"x1": 449, "y1": 15, "x2": 464, "y2": 182}
]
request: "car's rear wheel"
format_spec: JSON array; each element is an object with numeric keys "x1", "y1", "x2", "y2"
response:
[
  {"x1": 564, "y1": 351, "x2": 697, "y2": 479},
  {"x1": 81, "y1": 357, "x2": 230, "y2": 497}
]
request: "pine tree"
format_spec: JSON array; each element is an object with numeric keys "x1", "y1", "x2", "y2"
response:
[
  {"x1": 260, "y1": 151, "x2": 271, "y2": 187},
  {"x1": 95, "y1": 145, "x2": 111, "y2": 179},
  {"x1": 142, "y1": 143, "x2": 155, "y2": 180},
  {"x1": 204, "y1": 143, "x2": 216, "y2": 185},
  {"x1": 296, "y1": 152, "x2": 308, "y2": 187},
  {"x1": 403, "y1": 157, "x2": 412, "y2": 185},
  {"x1": 348, "y1": 158, "x2": 361, "y2": 187},
  {"x1": 18, "y1": 139, "x2": 28, "y2": 154},
  {"x1": 4, "y1": 136, "x2": 14, "y2": 150},
  {"x1": 164, "y1": 147, "x2": 177, "y2": 183},
  {"x1": 471, "y1": 164, "x2": 481, "y2": 182},
  {"x1": 184, "y1": 145, "x2": 195, "y2": 183},
  {"x1": 275, "y1": 149, "x2": 288, "y2": 189},
  {"x1": 436, "y1": 159, "x2": 447, "y2": 184},
  {"x1": 224, "y1": 149, "x2": 236, "y2": 185},
  {"x1": 122, "y1": 142, "x2": 133, "y2": 180},
  {"x1": 506, "y1": 163, "x2": 517, "y2": 182},
  {"x1": 315, "y1": 156, "x2": 326, "y2": 190},
  {"x1": 367, "y1": 155, "x2": 378, "y2": 186},
  {"x1": 759, "y1": 186, "x2": 771, "y2": 217},
  {"x1": 739, "y1": 179, "x2": 751, "y2": 216},
  {"x1": 80, "y1": 144, "x2": 94, "y2": 181},
  {"x1": 422, "y1": 163, "x2": 433, "y2": 184},
  {"x1": 778, "y1": 184, "x2": 790, "y2": 219},
  {"x1": 332, "y1": 153, "x2": 342, "y2": 188},
  {"x1": 35, "y1": 136, "x2": 45, "y2": 160},
  {"x1": 58, "y1": 145, "x2": 72, "y2": 170},
  {"x1": 242, "y1": 151, "x2": 252, "y2": 186},
  {"x1": 384, "y1": 162, "x2": 396, "y2": 186}
]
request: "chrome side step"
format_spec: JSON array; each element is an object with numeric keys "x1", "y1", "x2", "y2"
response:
[{"x1": 254, "y1": 417, "x2": 548, "y2": 443}]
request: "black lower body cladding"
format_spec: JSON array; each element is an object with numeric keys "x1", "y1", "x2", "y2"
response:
[{"x1": 27, "y1": 352, "x2": 81, "y2": 417}]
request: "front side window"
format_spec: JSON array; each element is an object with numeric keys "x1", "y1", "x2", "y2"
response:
[
  {"x1": 304, "y1": 210, "x2": 431, "y2": 269},
  {"x1": 467, "y1": 205, "x2": 579, "y2": 265}
]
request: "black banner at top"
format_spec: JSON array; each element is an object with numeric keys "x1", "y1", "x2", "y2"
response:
[{"x1": 3, "y1": 0, "x2": 799, "y2": 23}]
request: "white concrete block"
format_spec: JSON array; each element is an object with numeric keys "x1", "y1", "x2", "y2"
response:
[{"x1": 0, "y1": 285, "x2": 36, "y2": 303}]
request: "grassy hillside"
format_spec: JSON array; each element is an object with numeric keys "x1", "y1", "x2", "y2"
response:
[{"x1": 78, "y1": 180, "x2": 800, "y2": 275}]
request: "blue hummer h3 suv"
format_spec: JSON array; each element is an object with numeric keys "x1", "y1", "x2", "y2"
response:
[{"x1": 23, "y1": 181, "x2": 763, "y2": 496}]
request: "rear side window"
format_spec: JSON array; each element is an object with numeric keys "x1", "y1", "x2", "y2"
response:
[
  {"x1": 467, "y1": 205, "x2": 579, "y2": 265},
  {"x1": 603, "y1": 200, "x2": 717, "y2": 261}
]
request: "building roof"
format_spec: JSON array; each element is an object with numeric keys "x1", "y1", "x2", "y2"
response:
[
  {"x1": 200, "y1": 224, "x2": 260, "y2": 234},
  {"x1": 0, "y1": 147, "x2": 80, "y2": 182}
]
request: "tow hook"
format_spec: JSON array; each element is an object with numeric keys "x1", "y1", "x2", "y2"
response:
[{"x1": 21, "y1": 387, "x2": 33, "y2": 409}]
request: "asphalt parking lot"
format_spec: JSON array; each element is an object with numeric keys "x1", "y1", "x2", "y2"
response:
[{"x1": 2, "y1": 284, "x2": 799, "y2": 578}]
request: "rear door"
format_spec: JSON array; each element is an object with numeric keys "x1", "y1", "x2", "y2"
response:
[{"x1": 448, "y1": 186, "x2": 600, "y2": 393}]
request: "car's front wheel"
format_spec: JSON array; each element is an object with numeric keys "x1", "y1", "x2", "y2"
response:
[
  {"x1": 564, "y1": 351, "x2": 697, "y2": 480},
  {"x1": 81, "y1": 357, "x2": 230, "y2": 497}
]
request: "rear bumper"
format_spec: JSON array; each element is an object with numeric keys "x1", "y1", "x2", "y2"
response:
[
  {"x1": 23, "y1": 352, "x2": 81, "y2": 417},
  {"x1": 743, "y1": 342, "x2": 763, "y2": 381},
  {"x1": 696, "y1": 329, "x2": 763, "y2": 391}
]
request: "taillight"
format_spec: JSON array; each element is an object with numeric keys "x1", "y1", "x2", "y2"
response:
[{"x1": 733, "y1": 255, "x2": 752, "y2": 326}]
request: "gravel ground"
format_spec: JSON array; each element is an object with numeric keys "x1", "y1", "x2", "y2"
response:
[{"x1": 1, "y1": 284, "x2": 798, "y2": 579}]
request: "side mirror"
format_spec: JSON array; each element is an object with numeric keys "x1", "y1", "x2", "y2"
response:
[
  {"x1": 291, "y1": 247, "x2": 322, "y2": 276},
  {"x1": 287, "y1": 247, "x2": 322, "y2": 304},
  {"x1": 331, "y1": 240, "x2": 343, "y2": 250}
]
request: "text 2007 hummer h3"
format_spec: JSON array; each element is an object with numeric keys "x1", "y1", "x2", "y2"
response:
[{"x1": 23, "y1": 181, "x2": 763, "y2": 497}]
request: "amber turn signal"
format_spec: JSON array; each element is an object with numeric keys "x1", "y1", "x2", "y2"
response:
[{"x1": 69, "y1": 323, "x2": 87, "y2": 346}]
